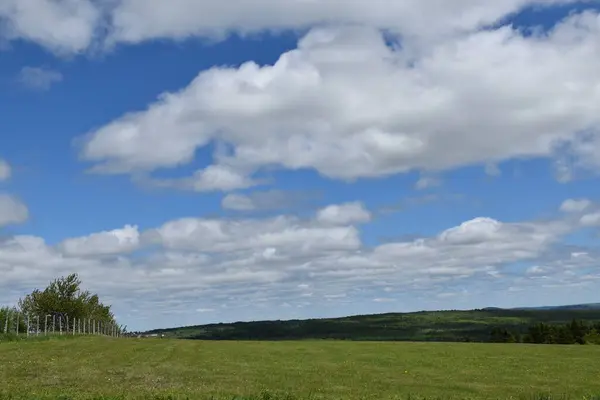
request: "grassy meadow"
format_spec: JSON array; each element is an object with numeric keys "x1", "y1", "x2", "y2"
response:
[{"x1": 1, "y1": 336, "x2": 600, "y2": 400}]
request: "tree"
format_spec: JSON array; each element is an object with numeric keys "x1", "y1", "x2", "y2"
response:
[
  {"x1": 584, "y1": 329, "x2": 600, "y2": 345},
  {"x1": 555, "y1": 325, "x2": 575, "y2": 344},
  {"x1": 0, "y1": 306, "x2": 27, "y2": 334},
  {"x1": 18, "y1": 273, "x2": 116, "y2": 326},
  {"x1": 569, "y1": 319, "x2": 587, "y2": 344},
  {"x1": 490, "y1": 327, "x2": 516, "y2": 343}
]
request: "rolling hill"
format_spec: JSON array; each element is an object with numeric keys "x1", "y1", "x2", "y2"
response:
[{"x1": 145, "y1": 304, "x2": 600, "y2": 342}]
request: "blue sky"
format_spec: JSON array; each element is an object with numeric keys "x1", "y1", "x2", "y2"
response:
[{"x1": 1, "y1": 1, "x2": 600, "y2": 331}]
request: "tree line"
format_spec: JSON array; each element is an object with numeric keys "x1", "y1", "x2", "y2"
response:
[
  {"x1": 1, "y1": 273, "x2": 121, "y2": 336},
  {"x1": 490, "y1": 320, "x2": 600, "y2": 344}
]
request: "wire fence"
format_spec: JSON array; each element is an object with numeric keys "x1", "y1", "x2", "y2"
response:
[{"x1": 1, "y1": 309, "x2": 125, "y2": 339}]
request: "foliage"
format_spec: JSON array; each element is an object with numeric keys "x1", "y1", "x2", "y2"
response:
[
  {"x1": 1, "y1": 337, "x2": 600, "y2": 399},
  {"x1": 144, "y1": 308, "x2": 600, "y2": 342},
  {"x1": 17, "y1": 273, "x2": 116, "y2": 325},
  {"x1": 489, "y1": 320, "x2": 600, "y2": 345},
  {"x1": 490, "y1": 327, "x2": 517, "y2": 343},
  {"x1": 584, "y1": 329, "x2": 600, "y2": 345},
  {"x1": 0, "y1": 307, "x2": 27, "y2": 334}
]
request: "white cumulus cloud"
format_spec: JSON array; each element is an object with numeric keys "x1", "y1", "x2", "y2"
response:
[
  {"x1": 0, "y1": 0, "x2": 101, "y2": 54},
  {"x1": 222, "y1": 190, "x2": 309, "y2": 211},
  {"x1": 0, "y1": 195, "x2": 29, "y2": 227},
  {"x1": 0, "y1": 200, "x2": 597, "y2": 331},
  {"x1": 146, "y1": 165, "x2": 257, "y2": 192},
  {"x1": 79, "y1": 13, "x2": 600, "y2": 188},
  {"x1": 580, "y1": 212, "x2": 600, "y2": 227},
  {"x1": 107, "y1": 0, "x2": 582, "y2": 46},
  {"x1": 560, "y1": 198, "x2": 593, "y2": 213},
  {"x1": 58, "y1": 225, "x2": 141, "y2": 257},
  {"x1": 316, "y1": 202, "x2": 371, "y2": 226}
]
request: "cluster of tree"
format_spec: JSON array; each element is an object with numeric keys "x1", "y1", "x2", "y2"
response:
[
  {"x1": 0, "y1": 306, "x2": 27, "y2": 333},
  {"x1": 490, "y1": 320, "x2": 600, "y2": 344},
  {"x1": 18, "y1": 274, "x2": 115, "y2": 323},
  {"x1": 2, "y1": 273, "x2": 119, "y2": 334}
]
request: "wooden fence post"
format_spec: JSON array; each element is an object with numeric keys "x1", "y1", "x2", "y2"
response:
[{"x1": 3, "y1": 310, "x2": 8, "y2": 334}]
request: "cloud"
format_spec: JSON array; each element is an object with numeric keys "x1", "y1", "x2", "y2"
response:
[
  {"x1": 484, "y1": 163, "x2": 502, "y2": 177},
  {"x1": 106, "y1": 0, "x2": 582, "y2": 46},
  {"x1": 221, "y1": 193, "x2": 256, "y2": 211},
  {"x1": 0, "y1": 159, "x2": 11, "y2": 181},
  {"x1": 4, "y1": 2, "x2": 600, "y2": 330},
  {"x1": 560, "y1": 198, "x2": 593, "y2": 213},
  {"x1": 0, "y1": 195, "x2": 29, "y2": 227},
  {"x1": 580, "y1": 212, "x2": 600, "y2": 227},
  {"x1": 221, "y1": 190, "x2": 309, "y2": 211},
  {"x1": 0, "y1": 200, "x2": 597, "y2": 330},
  {"x1": 58, "y1": 225, "x2": 140, "y2": 257},
  {"x1": 0, "y1": 0, "x2": 100, "y2": 54},
  {"x1": 415, "y1": 176, "x2": 442, "y2": 190},
  {"x1": 526, "y1": 266, "x2": 547, "y2": 276},
  {"x1": 145, "y1": 212, "x2": 362, "y2": 255},
  {"x1": 0, "y1": 0, "x2": 589, "y2": 55},
  {"x1": 372, "y1": 217, "x2": 566, "y2": 276},
  {"x1": 143, "y1": 165, "x2": 257, "y2": 192},
  {"x1": 79, "y1": 12, "x2": 600, "y2": 188},
  {"x1": 316, "y1": 202, "x2": 371, "y2": 226},
  {"x1": 18, "y1": 66, "x2": 63, "y2": 91}
]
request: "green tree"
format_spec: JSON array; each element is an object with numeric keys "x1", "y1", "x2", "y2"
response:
[
  {"x1": 0, "y1": 306, "x2": 27, "y2": 334},
  {"x1": 18, "y1": 273, "x2": 116, "y2": 326},
  {"x1": 584, "y1": 329, "x2": 600, "y2": 345},
  {"x1": 490, "y1": 327, "x2": 516, "y2": 343},
  {"x1": 555, "y1": 325, "x2": 575, "y2": 344},
  {"x1": 568, "y1": 319, "x2": 587, "y2": 344}
]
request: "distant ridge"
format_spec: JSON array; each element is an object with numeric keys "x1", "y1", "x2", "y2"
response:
[
  {"x1": 480, "y1": 303, "x2": 600, "y2": 311},
  {"x1": 481, "y1": 303, "x2": 600, "y2": 311},
  {"x1": 144, "y1": 302, "x2": 600, "y2": 342},
  {"x1": 510, "y1": 303, "x2": 600, "y2": 311}
]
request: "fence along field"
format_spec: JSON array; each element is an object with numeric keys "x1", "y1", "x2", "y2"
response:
[
  {"x1": 2, "y1": 273, "x2": 600, "y2": 399},
  {"x1": 1, "y1": 308, "x2": 124, "y2": 339},
  {"x1": 1, "y1": 273, "x2": 124, "y2": 342}
]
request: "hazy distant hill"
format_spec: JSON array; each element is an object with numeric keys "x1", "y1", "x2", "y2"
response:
[
  {"x1": 146, "y1": 304, "x2": 600, "y2": 342},
  {"x1": 511, "y1": 303, "x2": 600, "y2": 311}
]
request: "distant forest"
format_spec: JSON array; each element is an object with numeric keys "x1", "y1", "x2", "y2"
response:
[
  {"x1": 146, "y1": 307, "x2": 600, "y2": 344},
  {"x1": 491, "y1": 320, "x2": 600, "y2": 344}
]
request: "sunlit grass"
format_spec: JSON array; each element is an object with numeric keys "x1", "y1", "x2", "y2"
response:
[{"x1": 1, "y1": 336, "x2": 599, "y2": 399}]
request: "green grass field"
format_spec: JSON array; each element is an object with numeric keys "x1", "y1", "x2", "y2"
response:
[{"x1": 1, "y1": 337, "x2": 600, "y2": 400}]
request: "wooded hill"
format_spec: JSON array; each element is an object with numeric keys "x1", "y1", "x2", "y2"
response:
[{"x1": 146, "y1": 305, "x2": 600, "y2": 342}]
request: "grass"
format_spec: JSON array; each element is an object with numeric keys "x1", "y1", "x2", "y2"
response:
[{"x1": 1, "y1": 337, "x2": 600, "y2": 400}]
